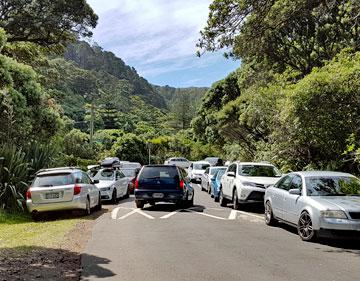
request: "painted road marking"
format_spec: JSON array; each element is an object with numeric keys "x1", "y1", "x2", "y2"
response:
[
  {"x1": 160, "y1": 209, "x2": 182, "y2": 219},
  {"x1": 111, "y1": 207, "x2": 121, "y2": 220},
  {"x1": 228, "y1": 210, "x2": 238, "y2": 220},
  {"x1": 186, "y1": 209, "x2": 227, "y2": 220}
]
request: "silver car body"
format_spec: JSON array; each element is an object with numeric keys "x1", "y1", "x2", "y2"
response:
[
  {"x1": 93, "y1": 168, "x2": 129, "y2": 201},
  {"x1": 265, "y1": 171, "x2": 360, "y2": 234},
  {"x1": 200, "y1": 166, "x2": 227, "y2": 192},
  {"x1": 26, "y1": 168, "x2": 100, "y2": 213},
  {"x1": 164, "y1": 157, "x2": 191, "y2": 168}
]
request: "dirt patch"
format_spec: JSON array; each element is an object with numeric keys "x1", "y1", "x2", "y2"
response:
[{"x1": 0, "y1": 209, "x2": 108, "y2": 281}]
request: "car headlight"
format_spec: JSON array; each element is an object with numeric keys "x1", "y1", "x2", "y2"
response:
[
  {"x1": 101, "y1": 187, "x2": 111, "y2": 191},
  {"x1": 241, "y1": 181, "x2": 258, "y2": 187},
  {"x1": 320, "y1": 210, "x2": 348, "y2": 219}
]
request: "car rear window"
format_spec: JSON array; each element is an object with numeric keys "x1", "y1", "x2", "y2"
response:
[
  {"x1": 122, "y1": 169, "x2": 136, "y2": 177},
  {"x1": 193, "y1": 163, "x2": 210, "y2": 170},
  {"x1": 32, "y1": 173, "x2": 74, "y2": 187},
  {"x1": 140, "y1": 166, "x2": 179, "y2": 181}
]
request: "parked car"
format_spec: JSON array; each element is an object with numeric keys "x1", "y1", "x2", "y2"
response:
[
  {"x1": 265, "y1": 171, "x2": 360, "y2": 241},
  {"x1": 204, "y1": 157, "x2": 224, "y2": 166},
  {"x1": 210, "y1": 169, "x2": 227, "y2": 202},
  {"x1": 26, "y1": 167, "x2": 101, "y2": 219},
  {"x1": 121, "y1": 167, "x2": 141, "y2": 194},
  {"x1": 200, "y1": 166, "x2": 227, "y2": 193},
  {"x1": 120, "y1": 162, "x2": 141, "y2": 169},
  {"x1": 87, "y1": 165, "x2": 100, "y2": 178},
  {"x1": 93, "y1": 168, "x2": 130, "y2": 203},
  {"x1": 164, "y1": 157, "x2": 191, "y2": 168},
  {"x1": 220, "y1": 162, "x2": 281, "y2": 209},
  {"x1": 188, "y1": 161, "x2": 211, "y2": 183},
  {"x1": 134, "y1": 165, "x2": 194, "y2": 209}
]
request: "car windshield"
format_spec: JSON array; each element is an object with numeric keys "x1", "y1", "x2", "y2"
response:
[
  {"x1": 121, "y1": 169, "x2": 136, "y2": 177},
  {"x1": 238, "y1": 165, "x2": 281, "y2": 177},
  {"x1": 93, "y1": 169, "x2": 115, "y2": 181},
  {"x1": 193, "y1": 163, "x2": 210, "y2": 170},
  {"x1": 33, "y1": 173, "x2": 74, "y2": 187},
  {"x1": 306, "y1": 176, "x2": 360, "y2": 196}
]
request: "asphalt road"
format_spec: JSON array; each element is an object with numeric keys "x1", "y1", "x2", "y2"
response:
[{"x1": 81, "y1": 184, "x2": 360, "y2": 281}]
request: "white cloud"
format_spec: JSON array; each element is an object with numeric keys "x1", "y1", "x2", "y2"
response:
[{"x1": 87, "y1": 0, "x2": 213, "y2": 78}]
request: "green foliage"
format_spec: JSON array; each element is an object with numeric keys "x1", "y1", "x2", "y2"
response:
[
  {"x1": 0, "y1": 0, "x2": 98, "y2": 46},
  {"x1": 111, "y1": 134, "x2": 148, "y2": 164},
  {"x1": 63, "y1": 129, "x2": 98, "y2": 160}
]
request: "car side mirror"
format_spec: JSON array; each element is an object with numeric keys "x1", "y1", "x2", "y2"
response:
[
  {"x1": 227, "y1": 171, "x2": 236, "y2": 178},
  {"x1": 93, "y1": 179, "x2": 99, "y2": 184},
  {"x1": 289, "y1": 188, "x2": 301, "y2": 195}
]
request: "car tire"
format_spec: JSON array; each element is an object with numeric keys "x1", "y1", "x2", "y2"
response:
[
  {"x1": 233, "y1": 189, "x2": 239, "y2": 210},
  {"x1": 95, "y1": 193, "x2": 102, "y2": 211},
  {"x1": 265, "y1": 201, "x2": 277, "y2": 226},
  {"x1": 214, "y1": 195, "x2": 219, "y2": 202},
  {"x1": 84, "y1": 197, "x2": 91, "y2": 216},
  {"x1": 111, "y1": 189, "x2": 117, "y2": 204},
  {"x1": 219, "y1": 189, "x2": 227, "y2": 207},
  {"x1": 31, "y1": 212, "x2": 41, "y2": 221},
  {"x1": 297, "y1": 211, "x2": 317, "y2": 242},
  {"x1": 150, "y1": 201, "x2": 156, "y2": 206},
  {"x1": 135, "y1": 200, "x2": 144, "y2": 209}
]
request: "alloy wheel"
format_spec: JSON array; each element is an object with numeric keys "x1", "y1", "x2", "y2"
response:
[{"x1": 298, "y1": 212, "x2": 316, "y2": 241}]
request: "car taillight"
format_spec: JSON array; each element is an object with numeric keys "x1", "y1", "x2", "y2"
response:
[
  {"x1": 74, "y1": 185, "x2": 81, "y2": 195},
  {"x1": 134, "y1": 180, "x2": 139, "y2": 189},
  {"x1": 179, "y1": 180, "x2": 185, "y2": 189},
  {"x1": 26, "y1": 189, "x2": 31, "y2": 199},
  {"x1": 131, "y1": 177, "x2": 136, "y2": 184}
]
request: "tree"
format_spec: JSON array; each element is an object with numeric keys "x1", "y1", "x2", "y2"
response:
[
  {"x1": 0, "y1": 0, "x2": 98, "y2": 46},
  {"x1": 198, "y1": 0, "x2": 360, "y2": 75},
  {"x1": 111, "y1": 134, "x2": 147, "y2": 164}
]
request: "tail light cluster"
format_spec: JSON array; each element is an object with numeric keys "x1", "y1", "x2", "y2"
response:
[
  {"x1": 26, "y1": 189, "x2": 31, "y2": 199},
  {"x1": 179, "y1": 180, "x2": 185, "y2": 189},
  {"x1": 74, "y1": 185, "x2": 81, "y2": 195},
  {"x1": 134, "y1": 179, "x2": 139, "y2": 189}
]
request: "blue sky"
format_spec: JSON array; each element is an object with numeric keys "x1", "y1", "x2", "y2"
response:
[{"x1": 86, "y1": 0, "x2": 239, "y2": 88}]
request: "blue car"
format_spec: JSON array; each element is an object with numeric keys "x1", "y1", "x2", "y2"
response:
[{"x1": 210, "y1": 168, "x2": 227, "y2": 202}]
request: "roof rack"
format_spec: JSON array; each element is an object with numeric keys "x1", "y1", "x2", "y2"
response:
[{"x1": 36, "y1": 167, "x2": 81, "y2": 174}]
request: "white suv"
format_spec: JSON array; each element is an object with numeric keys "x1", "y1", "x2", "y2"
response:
[{"x1": 219, "y1": 162, "x2": 281, "y2": 209}]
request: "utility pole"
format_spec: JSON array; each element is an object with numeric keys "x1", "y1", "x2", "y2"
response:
[
  {"x1": 147, "y1": 142, "x2": 151, "y2": 164},
  {"x1": 90, "y1": 102, "x2": 95, "y2": 145}
]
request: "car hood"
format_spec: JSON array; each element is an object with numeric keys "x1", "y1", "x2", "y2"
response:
[
  {"x1": 311, "y1": 196, "x2": 360, "y2": 211},
  {"x1": 240, "y1": 176, "x2": 280, "y2": 186},
  {"x1": 95, "y1": 180, "x2": 114, "y2": 189}
]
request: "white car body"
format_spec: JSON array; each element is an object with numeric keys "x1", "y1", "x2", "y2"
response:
[
  {"x1": 200, "y1": 166, "x2": 227, "y2": 192},
  {"x1": 164, "y1": 157, "x2": 191, "y2": 168},
  {"x1": 220, "y1": 162, "x2": 281, "y2": 208},
  {"x1": 188, "y1": 161, "x2": 211, "y2": 183},
  {"x1": 93, "y1": 169, "x2": 129, "y2": 201}
]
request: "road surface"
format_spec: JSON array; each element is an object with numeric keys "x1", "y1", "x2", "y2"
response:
[{"x1": 81, "y1": 184, "x2": 360, "y2": 281}]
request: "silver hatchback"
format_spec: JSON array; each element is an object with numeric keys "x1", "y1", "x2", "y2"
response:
[
  {"x1": 26, "y1": 167, "x2": 102, "y2": 219},
  {"x1": 265, "y1": 171, "x2": 360, "y2": 241}
]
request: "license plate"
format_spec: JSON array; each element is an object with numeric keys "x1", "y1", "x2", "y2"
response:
[
  {"x1": 45, "y1": 193, "x2": 60, "y2": 199},
  {"x1": 152, "y1": 193, "x2": 164, "y2": 198}
]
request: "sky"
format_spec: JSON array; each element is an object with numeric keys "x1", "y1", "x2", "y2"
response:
[{"x1": 86, "y1": 0, "x2": 239, "y2": 88}]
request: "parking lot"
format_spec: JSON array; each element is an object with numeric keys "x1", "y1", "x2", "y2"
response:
[{"x1": 82, "y1": 184, "x2": 360, "y2": 281}]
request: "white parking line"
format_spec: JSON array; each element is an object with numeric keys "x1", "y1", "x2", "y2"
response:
[
  {"x1": 228, "y1": 210, "x2": 238, "y2": 220},
  {"x1": 160, "y1": 210, "x2": 182, "y2": 219},
  {"x1": 136, "y1": 209, "x2": 155, "y2": 219},
  {"x1": 111, "y1": 207, "x2": 121, "y2": 220},
  {"x1": 235, "y1": 210, "x2": 263, "y2": 220},
  {"x1": 118, "y1": 209, "x2": 138, "y2": 220},
  {"x1": 186, "y1": 209, "x2": 227, "y2": 220}
]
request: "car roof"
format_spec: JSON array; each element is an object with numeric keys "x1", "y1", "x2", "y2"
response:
[
  {"x1": 232, "y1": 162, "x2": 275, "y2": 166},
  {"x1": 210, "y1": 166, "x2": 227, "y2": 169},
  {"x1": 292, "y1": 171, "x2": 354, "y2": 178},
  {"x1": 144, "y1": 165, "x2": 178, "y2": 168},
  {"x1": 36, "y1": 167, "x2": 82, "y2": 176},
  {"x1": 193, "y1": 161, "x2": 211, "y2": 164}
]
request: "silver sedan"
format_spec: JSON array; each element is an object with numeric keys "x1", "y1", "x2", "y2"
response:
[{"x1": 264, "y1": 171, "x2": 360, "y2": 241}]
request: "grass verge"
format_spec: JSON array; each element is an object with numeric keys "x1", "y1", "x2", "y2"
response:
[{"x1": 0, "y1": 210, "x2": 81, "y2": 252}]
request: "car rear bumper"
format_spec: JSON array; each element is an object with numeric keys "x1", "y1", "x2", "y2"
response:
[
  {"x1": 26, "y1": 196, "x2": 86, "y2": 213},
  {"x1": 135, "y1": 190, "x2": 184, "y2": 202}
]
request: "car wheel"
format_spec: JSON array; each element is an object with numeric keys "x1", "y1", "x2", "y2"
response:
[
  {"x1": 150, "y1": 201, "x2": 156, "y2": 206},
  {"x1": 111, "y1": 189, "x2": 117, "y2": 204},
  {"x1": 95, "y1": 193, "x2": 102, "y2": 211},
  {"x1": 200, "y1": 183, "x2": 204, "y2": 191},
  {"x1": 297, "y1": 211, "x2": 317, "y2": 242},
  {"x1": 84, "y1": 197, "x2": 91, "y2": 216},
  {"x1": 233, "y1": 189, "x2": 239, "y2": 210},
  {"x1": 219, "y1": 189, "x2": 227, "y2": 207},
  {"x1": 265, "y1": 201, "x2": 277, "y2": 226},
  {"x1": 214, "y1": 195, "x2": 219, "y2": 202},
  {"x1": 135, "y1": 200, "x2": 144, "y2": 209},
  {"x1": 31, "y1": 212, "x2": 41, "y2": 221}
]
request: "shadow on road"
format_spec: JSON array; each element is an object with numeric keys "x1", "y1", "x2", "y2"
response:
[
  {"x1": 0, "y1": 246, "x2": 115, "y2": 281},
  {"x1": 143, "y1": 203, "x2": 206, "y2": 213}
]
